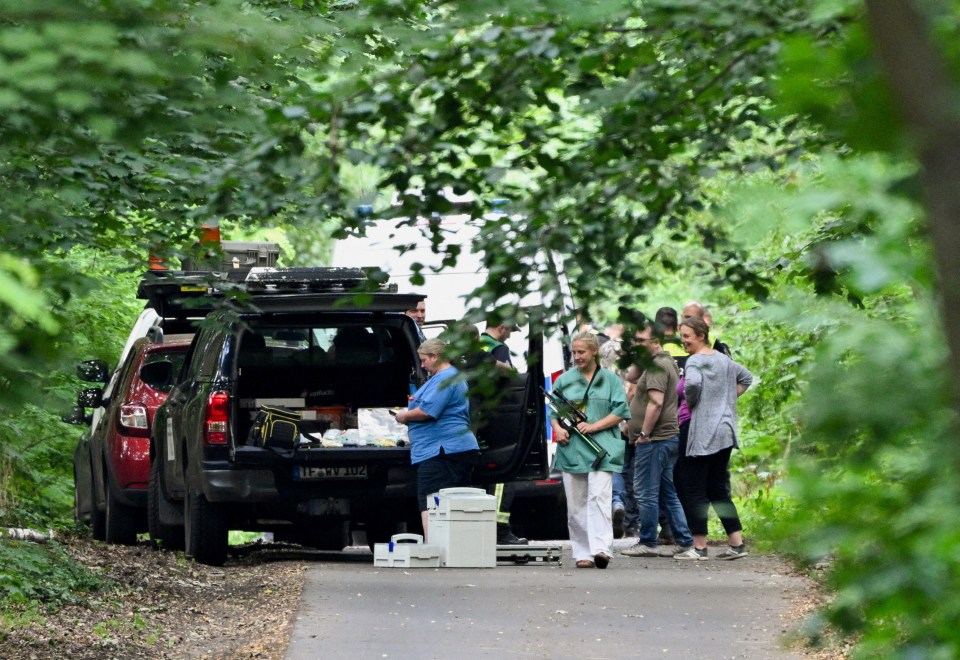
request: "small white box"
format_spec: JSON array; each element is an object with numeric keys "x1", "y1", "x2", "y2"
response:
[
  {"x1": 373, "y1": 533, "x2": 441, "y2": 568},
  {"x1": 431, "y1": 487, "x2": 496, "y2": 517},
  {"x1": 428, "y1": 487, "x2": 497, "y2": 568}
]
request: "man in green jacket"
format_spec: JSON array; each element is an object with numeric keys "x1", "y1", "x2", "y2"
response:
[{"x1": 479, "y1": 318, "x2": 528, "y2": 545}]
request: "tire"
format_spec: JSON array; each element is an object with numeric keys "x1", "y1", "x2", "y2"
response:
[
  {"x1": 184, "y1": 483, "x2": 228, "y2": 566},
  {"x1": 105, "y1": 481, "x2": 139, "y2": 546},
  {"x1": 90, "y1": 465, "x2": 106, "y2": 542},
  {"x1": 73, "y1": 469, "x2": 87, "y2": 526},
  {"x1": 148, "y1": 457, "x2": 184, "y2": 551}
]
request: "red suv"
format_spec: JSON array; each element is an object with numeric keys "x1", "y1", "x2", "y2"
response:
[{"x1": 72, "y1": 334, "x2": 191, "y2": 544}]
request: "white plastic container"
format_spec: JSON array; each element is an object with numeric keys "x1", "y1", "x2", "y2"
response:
[
  {"x1": 373, "y1": 533, "x2": 441, "y2": 568},
  {"x1": 428, "y1": 487, "x2": 497, "y2": 568}
]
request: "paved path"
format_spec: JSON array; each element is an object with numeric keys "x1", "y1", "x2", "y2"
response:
[{"x1": 285, "y1": 538, "x2": 810, "y2": 659}]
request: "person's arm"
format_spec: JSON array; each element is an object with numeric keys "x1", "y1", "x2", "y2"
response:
[
  {"x1": 551, "y1": 419, "x2": 570, "y2": 445},
  {"x1": 395, "y1": 407, "x2": 433, "y2": 424},
  {"x1": 735, "y1": 362, "x2": 753, "y2": 397},
  {"x1": 576, "y1": 413, "x2": 624, "y2": 436},
  {"x1": 624, "y1": 364, "x2": 641, "y2": 402},
  {"x1": 491, "y1": 344, "x2": 515, "y2": 371},
  {"x1": 684, "y1": 360, "x2": 703, "y2": 408},
  {"x1": 548, "y1": 380, "x2": 570, "y2": 444},
  {"x1": 634, "y1": 389, "x2": 664, "y2": 443}
]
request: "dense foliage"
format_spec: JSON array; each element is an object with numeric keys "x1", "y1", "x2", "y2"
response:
[
  {"x1": 0, "y1": 0, "x2": 330, "y2": 410},
  {"x1": 0, "y1": 540, "x2": 105, "y2": 609},
  {"x1": 2, "y1": 0, "x2": 960, "y2": 656}
]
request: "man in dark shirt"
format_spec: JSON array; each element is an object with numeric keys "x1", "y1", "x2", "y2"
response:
[
  {"x1": 620, "y1": 321, "x2": 697, "y2": 559},
  {"x1": 406, "y1": 300, "x2": 426, "y2": 344},
  {"x1": 477, "y1": 317, "x2": 527, "y2": 545}
]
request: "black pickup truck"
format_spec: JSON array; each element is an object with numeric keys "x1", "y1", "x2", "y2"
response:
[{"x1": 144, "y1": 267, "x2": 549, "y2": 565}]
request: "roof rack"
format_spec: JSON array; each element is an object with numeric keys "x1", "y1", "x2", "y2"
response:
[
  {"x1": 244, "y1": 267, "x2": 397, "y2": 293},
  {"x1": 137, "y1": 267, "x2": 400, "y2": 317}
]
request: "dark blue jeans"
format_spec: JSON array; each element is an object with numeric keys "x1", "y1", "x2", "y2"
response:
[
  {"x1": 612, "y1": 439, "x2": 638, "y2": 529},
  {"x1": 633, "y1": 435, "x2": 693, "y2": 548}
]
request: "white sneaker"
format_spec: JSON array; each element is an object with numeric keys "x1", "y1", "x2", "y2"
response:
[
  {"x1": 673, "y1": 546, "x2": 708, "y2": 560},
  {"x1": 715, "y1": 544, "x2": 749, "y2": 560},
  {"x1": 621, "y1": 543, "x2": 660, "y2": 557}
]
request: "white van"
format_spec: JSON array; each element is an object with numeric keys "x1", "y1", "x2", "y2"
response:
[{"x1": 331, "y1": 198, "x2": 575, "y2": 378}]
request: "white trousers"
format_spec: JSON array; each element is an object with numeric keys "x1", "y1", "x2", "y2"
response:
[{"x1": 562, "y1": 470, "x2": 613, "y2": 562}]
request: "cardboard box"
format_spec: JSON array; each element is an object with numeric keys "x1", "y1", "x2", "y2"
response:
[{"x1": 302, "y1": 406, "x2": 349, "y2": 430}]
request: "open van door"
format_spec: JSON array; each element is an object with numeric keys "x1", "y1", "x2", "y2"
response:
[{"x1": 423, "y1": 319, "x2": 549, "y2": 484}]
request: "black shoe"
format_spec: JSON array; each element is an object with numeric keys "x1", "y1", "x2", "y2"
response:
[
  {"x1": 612, "y1": 507, "x2": 625, "y2": 539},
  {"x1": 497, "y1": 526, "x2": 529, "y2": 545}
]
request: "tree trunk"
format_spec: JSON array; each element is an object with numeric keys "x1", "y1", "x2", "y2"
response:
[{"x1": 864, "y1": 0, "x2": 960, "y2": 428}]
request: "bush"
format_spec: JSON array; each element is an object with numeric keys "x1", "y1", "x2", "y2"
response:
[{"x1": 0, "y1": 539, "x2": 105, "y2": 609}]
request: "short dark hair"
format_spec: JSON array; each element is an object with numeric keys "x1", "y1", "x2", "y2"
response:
[
  {"x1": 655, "y1": 307, "x2": 679, "y2": 332},
  {"x1": 643, "y1": 319, "x2": 666, "y2": 343}
]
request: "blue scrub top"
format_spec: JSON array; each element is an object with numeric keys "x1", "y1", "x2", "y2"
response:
[{"x1": 407, "y1": 366, "x2": 479, "y2": 464}]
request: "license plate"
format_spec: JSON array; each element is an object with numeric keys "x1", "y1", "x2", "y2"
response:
[{"x1": 295, "y1": 465, "x2": 367, "y2": 480}]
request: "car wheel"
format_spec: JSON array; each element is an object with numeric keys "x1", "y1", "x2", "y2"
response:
[
  {"x1": 184, "y1": 483, "x2": 228, "y2": 566},
  {"x1": 73, "y1": 468, "x2": 87, "y2": 525},
  {"x1": 105, "y1": 481, "x2": 139, "y2": 545},
  {"x1": 89, "y1": 464, "x2": 106, "y2": 542},
  {"x1": 148, "y1": 457, "x2": 184, "y2": 551}
]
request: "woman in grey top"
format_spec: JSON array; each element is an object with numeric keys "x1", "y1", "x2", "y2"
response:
[{"x1": 677, "y1": 317, "x2": 753, "y2": 560}]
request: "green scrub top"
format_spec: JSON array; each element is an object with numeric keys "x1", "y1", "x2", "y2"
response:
[{"x1": 550, "y1": 366, "x2": 630, "y2": 473}]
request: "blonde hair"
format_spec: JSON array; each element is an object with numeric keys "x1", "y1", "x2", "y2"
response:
[
  {"x1": 572, "y1": 331, "x2": 600, "y2": 352},
  {"x1": 571, "y1": 331, "x2": 601, "y2": 365},
  {"x1": 418, "y1": 337, "x2": 447, "y2": 357}
]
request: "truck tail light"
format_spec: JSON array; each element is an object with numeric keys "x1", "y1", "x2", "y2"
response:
[
  {"x1": 204, "y1": 391, "x2": 230, "y2": 446},
  {"x1": 118, "y1": 403, "x2": 149, "y2": 436}
]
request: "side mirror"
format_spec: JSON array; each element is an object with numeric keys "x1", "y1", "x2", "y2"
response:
[
  {"x1": 77, "y1": 360, "x2": 110, "y2": 383},
  {"x1": 77, "y1": 387, "x2": 104, "y2": 409},
  {"x1": 61, "y1": 405, "x2": 91, "y2": 425},
  {"x1": 140, "y1": 361, "x2": 175, "y2": 392}
]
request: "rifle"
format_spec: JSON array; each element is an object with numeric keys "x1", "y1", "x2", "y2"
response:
[{"x1": 541, "y1": 387, "x2": 608, "y2": 469}]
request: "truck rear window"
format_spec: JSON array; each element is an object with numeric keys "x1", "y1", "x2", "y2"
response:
[
  {"x1": 240, "y1": 325, "x2": 399, "y2": 367},
  {"x1": 235, "y1": 323, "x2": 414, "y2": 409}
]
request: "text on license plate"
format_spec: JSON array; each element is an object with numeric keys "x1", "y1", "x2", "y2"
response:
[{"x1": 296, "y1": 465, "x2": 367, "y2": 480}]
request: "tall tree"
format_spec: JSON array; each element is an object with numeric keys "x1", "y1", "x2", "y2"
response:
[
  {"x1": 864, "y1": 0, "x2": 960, "y2": 428},
  {"x1": 0, "y1": 0, "x2": 327, "y2": 407},
  {"x1": 306, "y1": 0, "x2": 820, "y2": 322}
]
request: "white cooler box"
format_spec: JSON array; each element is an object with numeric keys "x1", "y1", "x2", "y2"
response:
[
  {"x1": 427, "y1": 487, "x2": 497, "y2": 568},
  {"x1": 373, "y1": 533, "x2": 441, "y2": 568}
]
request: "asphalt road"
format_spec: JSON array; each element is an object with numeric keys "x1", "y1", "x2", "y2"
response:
[{"x1": 284, "y1": 538, "x2": 810, "y2": 660}]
